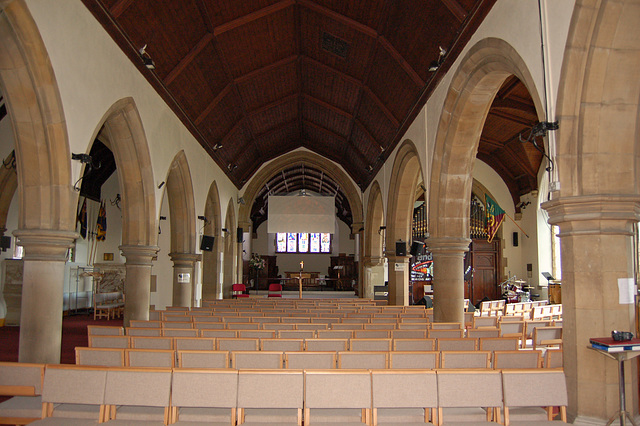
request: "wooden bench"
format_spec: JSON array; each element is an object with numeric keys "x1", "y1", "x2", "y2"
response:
[{"x1": 93, "y1": 291, "x2": 124, "y2": 320}]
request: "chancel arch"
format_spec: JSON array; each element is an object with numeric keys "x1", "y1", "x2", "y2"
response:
[
  {"x1": 202, "y1": 180, "x2": 222, "y2": 301},
  {"x1": 428, "y1": 37, "x2": 543, "y2": 323},
  {"x1": 386, "y1": 140, "x2": 423, "y2": 306},
  {"x1": 363, "y1": 180, "x2": 385, "y2": 300}
]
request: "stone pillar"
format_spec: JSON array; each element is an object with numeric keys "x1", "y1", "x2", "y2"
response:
[
  {"x1": 429, "y1": 237, "x2": 470, "y2": 323},
  {"x1": 543, "y1": 195, "x2": 640, "y2": 423},
  {"x1": 120, "y1": 245, "x2": 159, "y2": 327},
  {"x1": 386, "y1": 254, "x2": 410, "y2": 306},
  {"x1": 14, "y1": 229, "x2": 76, "y2": 363},
  {"x1": 363, "y1": 255, "x2": 384, "y2": 300},
  {"x1": 169, "y1": 252, "x2": 200, "y2": 308},
  {"x1": 351, "y1": 222, "x2": 364, "y2": 298}
]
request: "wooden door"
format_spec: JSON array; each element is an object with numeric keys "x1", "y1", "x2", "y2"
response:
[{"x1": 468, "y1": 239, "x2": 501, "y2": 305}]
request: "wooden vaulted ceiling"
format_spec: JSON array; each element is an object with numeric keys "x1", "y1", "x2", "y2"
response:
[{"x1": 82, "y1": 0, "x2": 500, "y2": 190}]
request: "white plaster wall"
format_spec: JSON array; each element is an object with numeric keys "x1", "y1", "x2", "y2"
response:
[{"x1": 25, "y1": 0, "x2": 239, "y2": 249}]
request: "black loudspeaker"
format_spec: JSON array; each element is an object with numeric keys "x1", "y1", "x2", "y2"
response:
[
  {"x1": 200, "y1": 235, "x2": 214, "y2": 251},
  {"x1": 0, "y1": 236, "x2": 10, "y2": 251},
  {"x1": 237, "y1": 227, "x2": 243, "y2": 242},
  {"x1": 512, "y1": 232, "x2": 518, "y2": 247},
  {"x1": 396, "y1": 241, "x2": 406, "y2": 256},
  {"x1": 410, "y1": 241, "x2": 424, "y2": 257}
]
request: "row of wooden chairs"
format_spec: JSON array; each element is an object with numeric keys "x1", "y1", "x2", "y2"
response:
[
  {"x1": 151, "y1": 309, "x2": 435, "y2": 321},
  {"x1": 76, "y1": 346, "x2": 563, "y2": 370},
  {"x1": 87, "y1": 334, "x2": 564, "y2": 357},
  {"x1": 1, "y1": 362, "x2": 567, "y2": 425}
]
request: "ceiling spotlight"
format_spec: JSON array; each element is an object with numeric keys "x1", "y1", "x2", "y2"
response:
[
  {"x1": 139, "y1": 44, "x2": 155, "y2": 70},
  {"x1": 428, "y1": 46, "x2": 447, "y2": 72},
  {"x1": 213, "y1": 144, "x2": 223, "y2": 151},
  {"x1": 438, "y1": 46, "x2": 447, "y2": 57},
  {"x1": 227, "y1": 163, "x2": 237, "y2": 171},
  {"x1": 367, "y1": 165, "x2": 374, "y2": 173}
]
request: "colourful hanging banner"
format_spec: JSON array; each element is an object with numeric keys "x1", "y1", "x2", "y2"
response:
[{"x1": 485, "y1": 195, "x2": 505, "y2": 243}]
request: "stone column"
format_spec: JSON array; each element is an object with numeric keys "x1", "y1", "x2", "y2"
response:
[
  {"x1": 351, "y1": 222, "x2": 364, "y2": 297},
  {"x1": 362, "y1": 255, "x2": 385, "y2": 300},
  {"x1": 120, "y1": 245, "x2": 159, "y2": 327},
  {"x1": 14, "y1": 229, "x2": 77, "y2": 363},
  {"x1": 169, "y1": 252, "x2": 200, "y2": 308},
  {"x1": 386, "y1": 254, "x2": 410, "y2": 306},
  {"x1": 543, "y1": 195, "x2": 640, "y2": 423},
  {"x1": 429, "y1": 237, "x2": 470, "y2": 323}
]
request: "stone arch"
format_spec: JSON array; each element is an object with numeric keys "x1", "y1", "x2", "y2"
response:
[
  {"x1": 0, "y1": 153, "x2": 17, "y2": 237},
  {"x1": 428, "y1": 38, "x2": 542, "y2": 322},
  {"x1": 429, "y1": 37, "x2": 543, "y2": 240},
  {"x1": 363, "y1": 180, "x2": 385, "y2": 299},
  {"x1": 222, "y1": 198, "x2": 236, "y2": 299},
  {"x1": 386, "y1": 140, "x2": 423, "y2": 305},
  {"x1": 165, "y1": 151, "x2": 196, "y2": 254},
  {"x1": 0, "y1": 0, "x2": 75, "y2": 233},
  {"x1": 238, "y1": 150, "x2": 363, "y2": 229},
  {"x1": 98, "y1": 98, "x2": 157, "y2": 247},
  {"x1": 542, "y1": 2, "x2": 640, "y2": 422},
  {"x1": 202, "y1": 180, "x2": 222, "y2": 301}
]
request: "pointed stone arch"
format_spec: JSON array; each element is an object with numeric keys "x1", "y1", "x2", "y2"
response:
[
  {"x1": 222, "y1": 198, "x2": 236, "y2": 299},
  {"x1": 428, "y1": 37, "x2": 542, "y2": 322},
  {"x1": 238, "y1": 151, "x2": 363, "y2": 229},
  {"x1": 202, "y1": 180, "x2": 222, "y2": 301},
  {"x1": 165, "y1": 150, "x2": 196, "y2": 253},
  {"x1": 363, "y1": 180, "x2": 385, "y2": 299},
  {"x1": 165, "y1": 150, "x2": 198, "y2": 307},
  {"x1": 0, "y1": 0, "x2": 76, "y2": 363},
  {"x1": 429, "y1": 37, "x2": 543, "y2": 240},
  {"x1": 386, "y1": 140, "x2": 423, "y2": 305},
  {"x1": 542, "y1": 1, "x2": 640, "y2": 421}
]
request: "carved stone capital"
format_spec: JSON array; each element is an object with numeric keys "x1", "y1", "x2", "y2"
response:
[
  {"x1": 13, "y1": 229, "x2": 77, "y2": 261},
  {"x1": 542, "y1": 195, "x2": 640, "y2": 237},
  {"x1": 119, "y1": 245, "x2": 160, "y2": 266},
  {"x1": 169, "y1": 252, "x2": 201, "y2": 267}
]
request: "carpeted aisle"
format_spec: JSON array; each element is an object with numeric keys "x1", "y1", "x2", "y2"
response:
[{"x1": 0, "y1": 313, "x2": 123, "y2": 364}]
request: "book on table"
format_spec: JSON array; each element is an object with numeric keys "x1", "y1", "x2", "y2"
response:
[{"x1": 590, "y1": 337, "x2": 640, "y2": 352}]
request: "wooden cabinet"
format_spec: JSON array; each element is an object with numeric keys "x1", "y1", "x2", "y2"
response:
[
  {"x1": 245, "y1": 255, "x2": 278, "y2": 290},
  {"x1": 329, "y1": 255, "x2": 357, "y2": 290}
]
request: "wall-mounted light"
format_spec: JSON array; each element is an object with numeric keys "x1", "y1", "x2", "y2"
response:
[
  {"x1": 227, "y1": 163, "x2": 237, "y2": 171},
  {"x1": 139, "y1": 44, "x2": 155, "y2": 70},
  {"x1": 213, "y1": 144, "x2": 223, "y2": 151},
  {"x1": 237, "y1": 196, "x2": 245, "y2": 205},
  {"x1": 428, "y1": 46, "x2": 447, "y2": 72},
  {"x1": 72, "y1": 152, "x2": 101, "y2": 191},
  {"x1": 110, "y1": 194, "x2": 121, "y2": 211}
]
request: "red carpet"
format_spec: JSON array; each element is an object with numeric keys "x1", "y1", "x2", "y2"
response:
[{"x1": 0, "y1": 313, "x2": 123, "y2": 364}]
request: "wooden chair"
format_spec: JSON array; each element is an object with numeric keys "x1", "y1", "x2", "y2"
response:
[
  {"x1": 437, "y1": 337, "x2": 477, "y2": 351},
  {"x1": 87, "y1": 325, "x2": 124, "y2": 336},
  {"x1": 305, "y1": 338, "x2": 348, "y2": 352},
  {"x1": 493, "y1": 350, "x2": 542, "y2": 369},
  {"x1": 544, "y1": 349, "x2": 563, "y2": 368},
  {"x1": 479, "y1": 337, "x2": 520, "y2": 351},
  {"x1": 217, "y1": 338, "x2": 260, "y2": 352},
  {"x1": 231, "y1": 351, "x2": 284, "y2": 369},
  {"x1": 129, "y1": 336, "x2": 173, "y2": 350},
  {"x1": 502, "y1": 369, "x2": 568, "y2": 425},
  {"x1": 0, "y1": 362, "x2": 45, "y2": 426},
  {"x1": 440, "y1": 351, "x2": 491, "y2": 369},
  {"x1": 349, "y1": 338, "x2": 393, "y2": 352},
  {"x1": 284, "y1": 352, "x2": 337, "y2": 369},
  {"x1": 237, "y1": 370, "x2": 303, "y2": 425},
  {"x1": 392, "y1": 338, "x2": 436, "y2": 352},
  {"x1": 125, "y1": 348, "x2": 175, "y2": 368},
  {"x1": 103, "y1": 367, "x2": 172, "y2": 424},
  {"x1": 371, "y1": 370, "x2": 437, "y2": 425},
  {"x1": 177, "y1": 350, "x2": 230, "y2": 368},
  {"x1": 171, "y1": 368, "x2": 237, "y2": 424},
  {"x1": 437, "y1": 369, "x2": 503, "y2": 424},
  {"x1": 304, "y1": 370, "x2": 372, "y2": 424},
  {"x1": 338, "y1": 351, "x2": 388, "y2": 369},
  {"x1": 173, "y1": 337, "x2": 216, "y2": 351},
  {"x1": 261, "y1": 338, "x2": 304, "y2": 352},
  {"x1": 533, "y1": 326, "x2": 563, "y2": 350},
  {"x1": 388, "y1": 351, "x2": 439, "y2": 369},
  {"x1": 75, "y1": 347, "x2": 125, "y2": 367},
  {"x1": 88, "y1": 335, "x2": 130, "y2": 349}
]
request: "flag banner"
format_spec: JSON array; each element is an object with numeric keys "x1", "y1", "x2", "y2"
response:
[
  {"x1": 485, "y1": 194, "x2": 505, "y2": 243},
  {"x1": 96, "y1": 201, "x2": 107, "y2": 241},
  {"x1": 76, "y1": 198, "x2": 87, "y2": 239}
]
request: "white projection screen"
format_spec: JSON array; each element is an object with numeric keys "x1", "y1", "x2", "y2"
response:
[{"x1": 267, "y1": 195, "x2": 335, "y2": 234}]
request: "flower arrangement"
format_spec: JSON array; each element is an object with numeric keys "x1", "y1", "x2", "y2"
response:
[{"x1": 249, "y1": 253, "x2": 266, "y2": 271}]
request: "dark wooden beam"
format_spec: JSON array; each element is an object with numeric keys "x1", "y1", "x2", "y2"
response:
[
  {"x1": 298, "y1": 0, "x2": 378, "y2": 38},
  {"x1": 354, "y1": 119, "x2": 383, "y2": 151},
  {"x1": 195, "y1": 84, "x2": 233, "y2": 125},
  {"x1": 304, "y1": 120, "x2": 370, "y2": 165},
  {"x1": 378, "y1": 36, "x2": 424, "y2": 87},
  {"x1": 302, "y1": 93, "x2": 354, "y2": 120},
  {"x1": 109, "y1": 0, "x2": 133, "y2": 18},
  {"x1": 246, "y1": 93, "x2": 299, "y2": 118},
  {"x1": 439, "y1": 0, "x2": 468, "y2": 22},
  {"x1": 488, "y1": 109, "x2": 536, "y2": 127},
  {"x1": 303, "y1": 57, "x2": 363, "y2": 88},
  {"x1": 164, "y1": 33, "x2": 214, "y2": 86},
  {"x1": 491, "y1": 98, "x2": 537, "y2": 117},
  {"x1": 234, "y1": 55, "x2": 298, "y2": 84},
  {"x1": 213, "y1": 0, "x2": 295, "y2": 36},
  {"x1": 363, "y1": 87, "x2": 400, "y2": 126}
]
